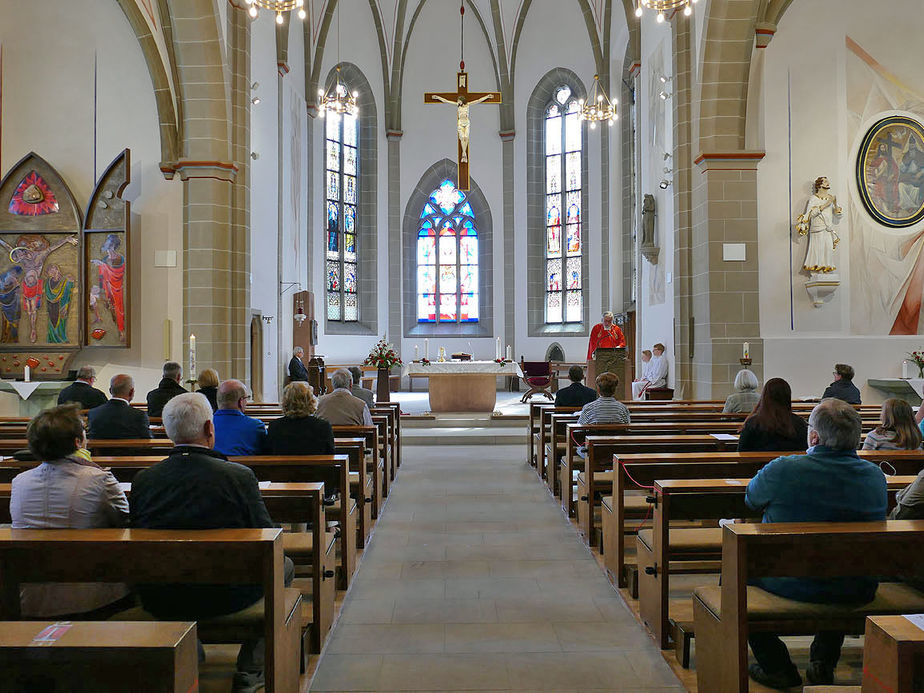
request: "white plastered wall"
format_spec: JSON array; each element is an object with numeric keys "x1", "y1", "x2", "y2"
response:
[
  {"x1": 0, "y1": 0, "x2": 183, "y2": 408},
  {"x1": 757, "y1": 0, "x2": 924, "y2": 402}
]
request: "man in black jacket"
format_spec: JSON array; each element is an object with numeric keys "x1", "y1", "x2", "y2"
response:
[
  {"x1": 130, "y1": 392, "x2": 289, "y2": 693},
  {"x1": 57, "y1": 366, "x2": 107, "y2": 410},
  {"x1": 145, "y1": 361, "x2": 187, "y2": 418},
  {"x1": 288, "y1": 346, "x2": 309, "y2": 382},
  {"x1": 554, "y1": 365, "x2": 598, "y2": 407},
  {"x1": 87, "y1": 374, "x2": 152, "y2": 439},
  {"x1": 821, "y1": 363, "x2": 862, "y2": 404}
]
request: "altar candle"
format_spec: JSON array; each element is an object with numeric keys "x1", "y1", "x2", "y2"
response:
[
  {"x1": 23, "y1": 365, "x2": 30, "y2": 383},
  {"x1": 425, "y1": 339, "x2": 429, "y2": 360},
  {"x1": 415, "y1": 344, "x2": 419, "y2": 360},
  {"x1": 189, "y1": 334, "x2": 197, "y2": 378},
  {"x1": 496, "y1": 337, "x2": 501, "y2": 360},
  {"x1": 743, "y1": 342, "x2": 749, "y2": 360},
  {"x1": 506, "y1": 345, "x2": 512, "y2": 361}
]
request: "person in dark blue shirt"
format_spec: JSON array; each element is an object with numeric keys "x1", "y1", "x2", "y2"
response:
[
  {"x1": 744, "y1": 398, "x2": 886, "y2": 689},
  {"x1": 821, "y1": 363, "x2": 861, "y2": 404},
  {"x1": 212, "y1": 380, "x2": 268, "y2": 456},
  {"x1": 554, "y1": 365, "x2": 598, "y2": 407}
]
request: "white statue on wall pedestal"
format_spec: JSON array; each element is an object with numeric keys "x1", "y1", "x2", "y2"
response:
[{"x1": 795, "y1": 176, "x2": 843, "y2": 307}]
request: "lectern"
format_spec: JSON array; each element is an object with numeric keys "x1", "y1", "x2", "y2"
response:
[{"x1": 587, "y1": 347, "x2": 628, "y2": 400}]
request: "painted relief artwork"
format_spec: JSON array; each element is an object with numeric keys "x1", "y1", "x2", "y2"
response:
[
  {"x1": 87, "y1": 232, "x2": 126, "y2": 344},
  {"x1": 9, "y1": 172, "x2": 59, "y2": 216},
  {"x1": 857, "y1": 115, "x2": 924, "y2": 228},
  {"x1": 0, "y1": 233, "x2": 79, "y2": 345}
]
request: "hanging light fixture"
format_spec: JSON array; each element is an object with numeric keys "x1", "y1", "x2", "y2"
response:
[
  {"x1": 317, "y1": 1, "x2": 359, "y2": 118},
  {"x1": 578, "y1": 74, "x2": 618, "y2": 129},
  {"x1": 244, "y1": 0, "x2": 307, "y2": 23},
  {"x1": 634, "y1": 0, "x2": 697, "y2": 22}
]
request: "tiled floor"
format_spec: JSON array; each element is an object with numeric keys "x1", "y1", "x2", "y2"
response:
[{"x1": 309, "y1": 444, "x2": 683, "y2": 692}]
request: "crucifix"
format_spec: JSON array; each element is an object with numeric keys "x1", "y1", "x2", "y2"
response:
[{"x1": 424, "y1": 3, "x2": 501, "y2": 191}]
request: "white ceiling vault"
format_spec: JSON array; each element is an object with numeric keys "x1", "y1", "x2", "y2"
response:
[{"x1": 302, "y1": 0, "x2": 629, "y2": 130}]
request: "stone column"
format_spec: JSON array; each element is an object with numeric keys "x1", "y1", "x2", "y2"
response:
[
  {"x1": 387, "y1": 130, "x2": 403, "y2": 342},
  {"x1": 500, "y1": 130, "x2": 516, "y2": 357}
]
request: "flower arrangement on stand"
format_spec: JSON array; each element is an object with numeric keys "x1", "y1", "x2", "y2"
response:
[
  {"x1": 365, "y1": 337, "x2": 403, "y2": 402},
  {"x1": 908, "y1": 351, "x2": 924, "y2": 378}
]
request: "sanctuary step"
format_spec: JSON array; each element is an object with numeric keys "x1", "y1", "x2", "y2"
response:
[{"x1": 401, "y1": 413, "x2": 527, "y2": 446}]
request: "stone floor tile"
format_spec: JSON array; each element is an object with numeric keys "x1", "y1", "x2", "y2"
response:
[
  {"x1": 325, "y1": 624, "x2": 445, "y2": 655},
  {"x1": 391, "y1": 597, "x2": 499, "y2": 624},
  {"x1": 309, "y1": 654, "x2": 383, "y2": 691},
  {"x1": 378, "y1": 653, "x2": 510, "y2": 690},
  {"x1": 444, "y1": 622, "x2": 562, "y2": 653}
]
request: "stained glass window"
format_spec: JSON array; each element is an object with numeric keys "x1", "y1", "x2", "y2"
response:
[
  {"x1": 325, "y1": 101, "x2": 359, "y2": 322},
  {"x1": 545, "y1": 88, "x2": 583, "y2": 324},
  {"x1": 417, "y1": 180, "x2": 479, "y2": 323}
]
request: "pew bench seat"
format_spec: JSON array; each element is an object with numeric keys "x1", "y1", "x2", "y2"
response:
[
  {"x1": 282, "y1": 530, "x2": 337, "y2": 558},
  {"x1": 636, "y1": 527, "x2": 722, "y2": 554},
  {"x1": 113, "y1": 588, "x2": 303, "y2": 644},
  {"x1": 694, "y1": 582, "x2": 924, "y2": 626}
]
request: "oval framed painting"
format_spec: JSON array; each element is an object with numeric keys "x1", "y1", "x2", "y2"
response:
[{"x1": 857, "y1": 115, "x2": 924, "y2": 228}]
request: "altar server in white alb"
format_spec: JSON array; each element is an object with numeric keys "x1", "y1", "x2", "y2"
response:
[
  {"x1": 631, "y1": 350, "x2": 653, "y2": 400},
  {"x1": 634, "y1": 343, "x2": 669, "y2": 397}
]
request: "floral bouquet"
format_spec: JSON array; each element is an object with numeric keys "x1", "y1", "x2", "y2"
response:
[
  {"x1": 364, "y1": 337, "x2": 403, "y2": 370},
  {"x1": 908, "y1": 351, "x2": 924, "y2": 378},
  {"x1": 494, "y1": 357, "x2": 512, "y2": 366},
  {"x1": 419, "y1": 357, "x2": 431, "y2": 366}
]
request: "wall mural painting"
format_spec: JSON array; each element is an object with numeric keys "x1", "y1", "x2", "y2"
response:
[
  {"x1": 857, "y1": 115, "x2": 924, "y2": 228},
  {"x1": 84, "y1": 150, "x2": 131, "y2": 348},
  {"x1": 0, "y1": 150, "x2": 131, "y2": 379}
]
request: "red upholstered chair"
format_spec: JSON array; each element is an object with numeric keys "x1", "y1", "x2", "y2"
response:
[{"x1": 519, "y1": 361, "x2": 554, "y2": 403}]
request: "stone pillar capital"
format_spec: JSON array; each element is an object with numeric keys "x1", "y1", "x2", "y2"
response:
[
  {"x1": 386, "y1": 130, "x2": 403, "y2": 141},
  {"x1": 755, "y1": 23, "x2": 777, "y2": 49},
  {"x1": 693, "y1": 151, "x2": 765, "y2": 172},
  {"x1": 499, "y1": 129, "x2": 516, "y2": 142},
  {"x1": 171, "y1": 160, "x2": 239, "y2": 182}
]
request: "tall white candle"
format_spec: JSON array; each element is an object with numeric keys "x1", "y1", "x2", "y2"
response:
[
  {"x1": 415, "y1": 344, "x2": 419, "y2": 360},
  {"x1": 189, "y1": 333, "x2": 197, "y2": 379},
  {"x1": 23, "y1": 365, "x2": 30, "y2": 383},
  {"x1": 496, "y1": 337, "x2": 501, "y2": 360},
  {"x1": 424, "y1": 339, "x2": 429, "y2": 360},
  {"x1": 743, "y1": 342, "x2": 749, "y2": 359},
  {"x1": 506, "y1": 345, "x2": 512, "y2": 361}
]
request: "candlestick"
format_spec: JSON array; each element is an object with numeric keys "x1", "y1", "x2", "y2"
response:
[
  {"x1": 743, "y1": 342, "x2": 749, "y2": 360},
  {"x1": 189, "y1": 333, "x2": 197, "y2": 378}
]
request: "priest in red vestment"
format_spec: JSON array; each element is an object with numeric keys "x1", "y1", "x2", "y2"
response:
[{"x1": 586, "y1": 311, "x2": 626, "y2": 360}]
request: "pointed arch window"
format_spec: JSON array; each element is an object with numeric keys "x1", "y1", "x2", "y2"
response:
[
  {"x1": 325, "y1": 105, "x2": 359, "y2": 322},
  {"x1": 416, "y1": 180, "x2": 479, "y2": 323},
  {"x1": 544, "y1": 86, "x2": 583, "y2": 324}
]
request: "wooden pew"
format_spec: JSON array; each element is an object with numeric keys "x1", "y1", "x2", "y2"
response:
[
  {"x1": 0, "y1": 621, "x2": 198, "y2": 693},
  {"x1": 336, "y1": 437, "x2": 373, "y2": 548},
  {"x1": 332, "y1": 426, "x2": 382, "y2": 518},
  {"x1": 0, "y1": 481, "x2": 335, "y2": 655},
  {"x1": 638, "y1": 474, "x2": 916, "y2": 657},
  {"x1": 602, "y1": 449, "x2": 924, "y2": 592},
  {"x1": 370, "y1": 414, "x2": 393, "y2": 497},
  {"x1": 692, "y1": 521, "x2": 924, "y2": 693},
  {"x1": 0, "y1": 528, "x2": 302, "y2": 693}
]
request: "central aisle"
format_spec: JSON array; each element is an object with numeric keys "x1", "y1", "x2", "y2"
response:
[{"x1": 309, "y1": 444, "x2": 682, "y2": 692}]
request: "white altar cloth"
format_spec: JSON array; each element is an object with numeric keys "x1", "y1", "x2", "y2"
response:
[{"x1": 405, "y1": 360, "x2": 522, "y2": 378}]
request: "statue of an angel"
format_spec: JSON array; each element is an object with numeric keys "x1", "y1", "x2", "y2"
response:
[{"x1": 795, "y1": 176, "x2": 842, "y2": 273}]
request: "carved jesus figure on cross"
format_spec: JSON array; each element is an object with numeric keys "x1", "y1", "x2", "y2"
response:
[{"x1": 425, "y1": 71, "x2": 501, "y2": 190}]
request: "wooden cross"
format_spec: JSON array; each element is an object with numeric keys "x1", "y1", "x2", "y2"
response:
[{"x1": 424, "y1": 71, "x2": 501, "y2": 191}]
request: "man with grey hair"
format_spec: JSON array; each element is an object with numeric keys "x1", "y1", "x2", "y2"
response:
[
  {"x1": 288, "y1": 346, "x2": 309, "y2": 382},
  {"x1": 145, "y1": 361, "x2": 187, "y2": 418},
  {"x1": 743, "y1": 398, "x2": 887, "y2": 689},
  {"x1": 130, "y1": 392, "x2": 286, "y2": 693},
  {"x1": 348, "y1": 366, "x2": 375, "y2": 407},
  {"x1": 58, "y1": 365, "x2": 107, "y2": 409},
  {"x1": 87, "y1": 374, "x2": 152, "y2": 439},
  {"x1": 212, "y1": 379, "x2": 267, "y2": 456},
  {"x1": 316, "y1": 368, "x2": 373, "y2": 426},
  {"x1": 586, "y1": 310, "x2": 626, "y2": 361}
]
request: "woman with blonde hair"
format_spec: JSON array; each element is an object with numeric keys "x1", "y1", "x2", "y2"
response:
[
  {"x1": 862, "y1": 398, "x2": 922, "y2": 450},
  {"x1": 196, "y1": 368, "x2": 220, "y2": 411},
  {"x1": 267, "y1": 381, "x2": 336, "y2": 494}
]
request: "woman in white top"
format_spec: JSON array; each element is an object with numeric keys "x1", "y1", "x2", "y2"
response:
[
  {"x1": 11, "y1": 403, "x2": 130, "y2": 617},
  {"x1": 862, "y1": 398, "x2": 922, "y2": 451}
]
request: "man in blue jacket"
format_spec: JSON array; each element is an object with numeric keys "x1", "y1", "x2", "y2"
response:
[
  {"x1": 212, "y1": 380, "x2": 267, "y2": 456},
  {"x1": 744, "y1": 398, "x2": 886, "y2": 689}
]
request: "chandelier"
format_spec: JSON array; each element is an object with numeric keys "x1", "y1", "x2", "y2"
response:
[
  {"x1": 245, "y1": 0, "x2": 306, "y2": 24},
  {"x1": 317, "y1": 2, "x2": 358, "y2": 118},
  {"x1": 578, "y1": 75, "x2": 617, "y2": 129},
  {"x1": 318, "y1": 67, "x2": 359, "y2": 118},
  {"x1": 634, "y1": 0, "x2": 697, "y2": 22}
]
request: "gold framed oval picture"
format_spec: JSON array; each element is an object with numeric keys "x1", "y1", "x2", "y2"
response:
[{"x1": 857, "y1": 115, "x2": 924, "y2": 228}]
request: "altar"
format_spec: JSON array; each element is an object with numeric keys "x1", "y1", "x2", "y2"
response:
[
  {"x1": 867, "y1": 378, "x2": 924, "y2": 405},
  {"x1": 0, "y1": 381, "x2": 70, "y2": 417},
  {"x1": 405, "y1": 361, "x2": 523, "y2": 412}
]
